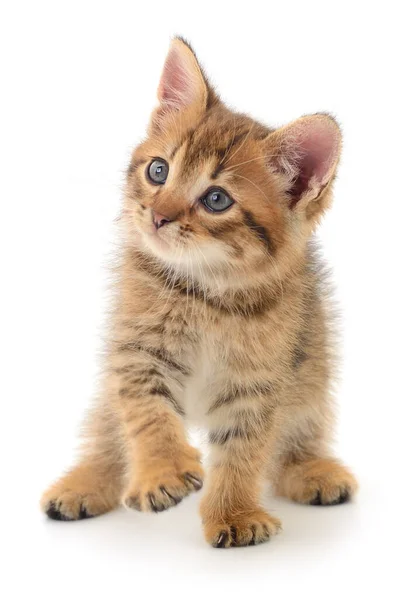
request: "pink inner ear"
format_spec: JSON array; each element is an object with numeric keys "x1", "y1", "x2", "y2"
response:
[
  {"x1": 288, "y1": 120, "x2": 340, "y2": 202},
  {"x1": 298, "y1": 124, "x2": 337, "y2": 183},
  {"x1": 158, "y1": 46, "x2": 196, "y2": 108}
]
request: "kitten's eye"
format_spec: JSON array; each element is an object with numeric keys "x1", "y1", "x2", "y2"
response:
[
  {"x1": 147, "y1": 159, "x2": 169, "y2": 185},
  {"x1": 201, "y1": 188, "x2": 234, "y2": 213}
]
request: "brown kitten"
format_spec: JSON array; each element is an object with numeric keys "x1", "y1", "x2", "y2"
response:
[{"x1": 41, "y1": 37, "x2": 357, "y2": 547}]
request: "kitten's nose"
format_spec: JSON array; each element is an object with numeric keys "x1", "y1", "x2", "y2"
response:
[{"x1": 152, "y1": 211, "x2": 172, "y2": 230}]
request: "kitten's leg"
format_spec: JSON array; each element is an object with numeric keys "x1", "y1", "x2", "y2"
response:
[
  {"x1": 273, "y1": 412, "x2": 358, "y2": 505},
  {"x1": 115, "y1": 354, "x2": 204, "y2": 512},
  {"x1": 200, "y1": 402, "x2": 282, "y2": 548},
  {"x1": 41, "y1": 403, "x2": 125, "y2": 520},
  {"x1": 121, "y1": 402, "x2": 203, "y2": 513}
]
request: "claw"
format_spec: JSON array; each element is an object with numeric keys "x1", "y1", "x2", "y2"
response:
[
  {"x1": 79, "y1": 506, "x2": 92, "y2": 519},
  {"x1": 160, "y1": 487, "x2": 180, "y2": 506},
  {"x1": 215, "y1": 531, "x2": 229, "y2": 548},
  {"x1": 46, "y1": 502, "x2": 72, "y2": 521},
  {"x1": 263, "y1": 524, "x2": 270, "y2": 539},
  {"x1": 310, "y1": 492, "x2": 322, "y2": 505},
  {"x1": 184, "y1": 472, "x2": 203, "y2": 490},
  {"x1": 310, "y1": 489, "x2": 350, "y2": 506},
  {"x1": 337, "y1": 490, "x2": 350, "y2": 504},
  {"x1": 148, "y1": 493, "x2": 158, "y2": 512}
]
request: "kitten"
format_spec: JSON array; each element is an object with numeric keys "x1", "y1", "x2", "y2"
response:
[{"x1": 41, "y1": 37, "x2": 357, "y2": 547}]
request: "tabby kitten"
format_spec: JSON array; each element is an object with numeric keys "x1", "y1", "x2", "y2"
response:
[{"x1": 41, "y1": 37, "x2": 357, "y2": 547}]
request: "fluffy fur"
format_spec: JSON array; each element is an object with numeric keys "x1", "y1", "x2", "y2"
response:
[{"x1": 41, "y1": 37, "x2": 357, "y2": 547}]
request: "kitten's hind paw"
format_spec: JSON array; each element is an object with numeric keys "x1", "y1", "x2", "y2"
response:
[
  {"x1": 41, "y1": 489, "x2": 112, "y2": 521},
  {"x1": 276, "y1": 458, "x2": 358, "y2": 506},
  {"x1": 41, "y1": 466, "x2": 120, "y2": 521},
  {"x1": 44, "y1": 497, "x2": 92, "y2": 521}
]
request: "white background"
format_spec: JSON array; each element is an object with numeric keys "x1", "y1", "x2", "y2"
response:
[{"x1": 1, "y1": 1, "x2": 407, "y2": 598}]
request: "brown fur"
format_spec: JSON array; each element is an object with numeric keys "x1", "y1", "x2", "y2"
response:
[{"x1": 41, "y1": 37, "x2": 357, "y2": 547}]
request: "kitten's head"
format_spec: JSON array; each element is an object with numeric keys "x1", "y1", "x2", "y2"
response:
[{"x1": 124, "y1": 38, "x2": 341, "y2": 286}]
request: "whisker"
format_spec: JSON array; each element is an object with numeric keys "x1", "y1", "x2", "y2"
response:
[
  {"x1": 160, "y1": 239, "x2": 183, "y2": 316},
  {"x1": 188, "y1": 248, "x2": 196, "y2": 315},
  {"x1": 223, "y1": 122, "x2": 256, "y2": 167},
  {"x1": 193, "y1": 243, "x2": 220, "y2": 295},
  {"x1": 223, "y1": 153, "x2": 280, "y2": 172},
  {"x1": 193, "y1": 243, "x2": 208, "y2": 305},
  {"x1": 218, "y1": 115, "x2": 237, "y2": 166},
  {"x1": 190, "y1": 241, "x2": 209, "y2": 302},
  {"x1": 232, "y1": 173, "x2": 271, "y2": 203}
]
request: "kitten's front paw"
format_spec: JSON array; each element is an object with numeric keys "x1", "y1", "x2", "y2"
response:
[
  {"x1": 123, "y1": 458, "x2": 204, "y2": 513},
  {"x1": 203, "y1": 509, "x2": 282, "y2": 548}
]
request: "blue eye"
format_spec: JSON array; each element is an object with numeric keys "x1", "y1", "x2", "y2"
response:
[
  {"x1": 202, "y1": 188, "x2": 234, "y2": 213},
  {"x1": 147, "y1": 159, "x2": 169, "y2": 184}
]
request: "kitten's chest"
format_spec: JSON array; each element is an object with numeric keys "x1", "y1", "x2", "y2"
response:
[
  {"x1": 178, "y1": 313, "x2": 281, "y2": 424},
  {"x1": 182, "y1": 340, "x2": 217, "y2": 424},
  {"x1": 179, "y1": 321, "x2": 258, "y2": 423}
]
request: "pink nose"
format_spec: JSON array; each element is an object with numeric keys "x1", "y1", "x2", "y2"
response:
[{"x1": 152, "y1": 211, "x2": 171, "y2": 229}]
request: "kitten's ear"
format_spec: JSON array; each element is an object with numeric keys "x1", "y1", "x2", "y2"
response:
[
  {"x1": 263, "y1": 114, "x2": 342, "y2": 210},
  {"x1": 154, "y1": 38, "x2": 210, "y2": 122}
]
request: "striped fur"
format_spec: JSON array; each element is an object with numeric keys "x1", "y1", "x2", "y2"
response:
[{"x1": 41, "y1": 37, "x2": 357, "y2": 547}]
